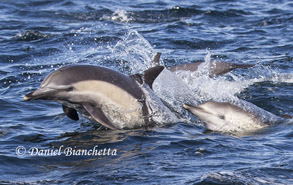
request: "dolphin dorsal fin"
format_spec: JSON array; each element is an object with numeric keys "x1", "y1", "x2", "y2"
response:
[
  {"x1": 152, "y1": 52, "x2": 161, "y2": 65},
  {"x1": 131, "y1": 66, "x2": 165, "y2": 89},
  {"x1": 142, "y1": 52, "x2": 163, "y2": 88},
  {"x1": 143, "y1": 65, "x2": 164, "y2": 89}
]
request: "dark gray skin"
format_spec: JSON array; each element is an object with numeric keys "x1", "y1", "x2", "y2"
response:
[
  {"x1": 168, "y1": 61, "x2": 254, "y2": 77},
  {"x1": 150, "y1": 52, "x2": 254, "y2": 77},
  {"x1": 24, "y1": 64, "x2": 164, "y2": 130}
]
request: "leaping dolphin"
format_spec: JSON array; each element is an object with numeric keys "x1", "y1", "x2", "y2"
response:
[
  {"x1": 24, "y1": 63, "x2": 170, "y2": 130},
  {"x1": 183, "y1": 101, "x2": 289, "y2": 134}
]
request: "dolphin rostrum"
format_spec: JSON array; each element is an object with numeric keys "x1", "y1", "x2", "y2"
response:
[
  {"x1": 24, "y1": 63, "x2": 171, "y2": 130},
  {"x1": 183, "y1": 101, "x2": 287, "y2": 134}
]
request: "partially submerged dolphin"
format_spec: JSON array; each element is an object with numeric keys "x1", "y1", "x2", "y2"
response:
[
  {"x1": 24, "y1": 63, "x2": 176, "y2": 130},
  {"x1": 153, "y1": 52, "x2": 254, "y2": 77},
  {"x1": 183, "y1": 101, "x2": 288, "y2": 134},
  {"x1": 168, "y1": 61, "x2": 254, "y2": 77}
]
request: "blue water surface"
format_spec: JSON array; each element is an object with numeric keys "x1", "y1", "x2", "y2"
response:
[{"x1": 0, "y1": 0, "x2": 293, "y2": 184}]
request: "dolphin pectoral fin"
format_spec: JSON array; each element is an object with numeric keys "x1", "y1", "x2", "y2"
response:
[
  {"x1": 152, "y1": 52, "x2": 161, "y2": 65},
  {"x1": 142, "y1": 65, "x2": 165, "y2": 89},
  {"x1": 81, "y1": 103, "x2": 117, "y2": 130},
  {"x1": 62, "y1": 104, "x2": 79, "y2": 121}
]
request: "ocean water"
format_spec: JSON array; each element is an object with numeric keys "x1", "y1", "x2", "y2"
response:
[{"x1": 1, "y1": 0, "x2": 293, "y2": 184}]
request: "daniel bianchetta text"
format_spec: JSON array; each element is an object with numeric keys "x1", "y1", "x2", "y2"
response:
[{"x1": 16, "y1": 145, "x2": 117, "y2": 156}]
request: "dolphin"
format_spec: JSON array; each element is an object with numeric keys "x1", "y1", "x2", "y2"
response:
[
  {"x1": 183, "y1": 101, "x2": 287, "y2": 134},
  {"x1": 151, "y1": 52, "x2": 254, "y2": 77},
  {"x1": 24, "y1": 63, "x2": 168, "y2": 130},
  {"x1": 168, "y1": 61, "x2": 254, "y2": 77}
]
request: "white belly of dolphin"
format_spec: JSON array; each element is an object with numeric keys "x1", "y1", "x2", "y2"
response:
[{"x1": 67, "y1": 80, "x2": 145, "y2": 129}]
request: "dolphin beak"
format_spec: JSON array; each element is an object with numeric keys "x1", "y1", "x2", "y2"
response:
[
  {"x1": 23, "y1": 93, "x2": 33, "y2": 101},
  {"x1": 183, "y1": 104, "x2": 193, "y2": 110},
  {"x1": 23, "y1": 88, "x2": 54, "y2": 101},
  {"x1": 183, "y1": 104, "x2": 206, "y2": 114},
  {"x1": 183, "y1": 104, "x2": 202, "y2": 111},
  {"x1": 24, "y1": 89, "x2": 42, "y2": 101},
  {"x1": 24, "y1": 85, "x2": 72, "y2": 101}
]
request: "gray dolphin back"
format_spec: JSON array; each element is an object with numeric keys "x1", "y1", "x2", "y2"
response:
[
  {"x1": 168, "y1": 61, "x2": 254, "y2": 77},
  {"x1": 41, "y1": 65, "x2": 144, "y2": 100}
]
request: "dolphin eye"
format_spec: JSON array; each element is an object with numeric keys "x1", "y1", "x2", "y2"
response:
[
  {"x1": 219, "y1": 115, "x2": 225, "y2": 120},
  {"x1": 66, "y1": 86, "x2": 74, "y2": 91}
]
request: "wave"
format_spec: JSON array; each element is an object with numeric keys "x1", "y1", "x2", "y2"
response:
[
  {"x1": 199, "y1": 168, "x2": 293, "y2": 185},
  {"x1": 14, "y1": 30, "x2": 54, "y2": 41}
]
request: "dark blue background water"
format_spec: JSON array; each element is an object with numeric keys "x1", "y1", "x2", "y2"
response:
[{"x1": 1, "y1": 0, "x2": 293, "y2": 184}]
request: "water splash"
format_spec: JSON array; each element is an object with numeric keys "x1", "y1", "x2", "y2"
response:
[
  {"x1": 200, "y1": 170, "x2": 283, "y2": 185},
  {"x1": 101, "y1": 9, "x2": 132, "y2": 23},
  {"x1": 154, "y1": 51, "x2": 245, "y2": 109},
  {"x1": 111, "y1": 9, "x2": 131, "y2": 23},
  {"x1": 153, "y1": 69, "x2": 197, "y2": 119},
  {"x1": 14, "y1": 30, "x2": 52, "y2": 41},
  {"x1": 269, "y1": 72, "x2": 293, "y2": 84},
  {"x1": 141, "y1": 83, "x2": 180, "y2": 126},
  {"x1": 154, "y1": 50, "x2": 292, "y2": 121},
  {"x1": 111, "y1": 30, "x2": 157, "y2": 74}
]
